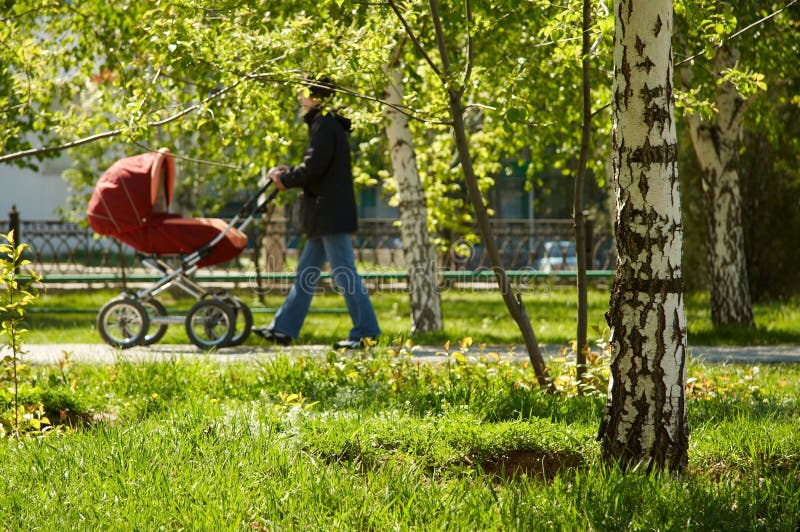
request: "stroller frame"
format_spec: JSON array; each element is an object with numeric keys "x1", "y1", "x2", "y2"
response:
[{"x1": 96, "y1": 178, "x2": 279, "y2": 350}]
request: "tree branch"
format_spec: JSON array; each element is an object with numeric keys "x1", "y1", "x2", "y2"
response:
[
  {"x1": 246, "y1": 72, "x2": 453, "y2": 126},
  {"x1": 0, "y1": 77, "x2": 244, "y2": 164},
  {"x1": 675, "y1": 0, "x2": 798, "y2": 67},
  {"x1": 386, "y1": 0, "x2": 444, "y2": 81},
  {"x1": 429, "y1": 0, "x2": 451, "y2": 72},
  {"x1": 1, "y1": 66, "x2": 458, "y2": 165},
  {"x1": 0, "y1": 2, "x2": 60, "y2": 23},
  {"x1": 459, "y1": 0, "x2": 474, "y2": 95}
]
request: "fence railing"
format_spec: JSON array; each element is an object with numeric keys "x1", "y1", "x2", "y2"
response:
[{"x1": 9, "y1": 213, "x2": 616, "y2": 291}]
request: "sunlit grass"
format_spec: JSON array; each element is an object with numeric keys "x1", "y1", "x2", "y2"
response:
[
  {"x1": 26, "y1": 284, "x2": 612, "y2": 346},
  {"x1": 1, "y1": 353, "x2": 799, "y2": 529},
  {"x1": 25, "y1": 286, "x2": 800, "y2": 347}
]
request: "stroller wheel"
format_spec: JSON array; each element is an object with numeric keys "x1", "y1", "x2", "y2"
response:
[
  {"x1": 140, "y1": 299, "x2": 168, "y2": 346},
  {"x1": 97, "y1": 298, "x2": 150, "y2": 349},
  {"x1": 224, "y1": 297, "x2": 253, "y2": 347},
  {"x1": 185, "y1": 298, "x2": 235, "y2": 350}
]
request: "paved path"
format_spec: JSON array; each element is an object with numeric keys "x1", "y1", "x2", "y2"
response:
[{"x1": 15, "y1": 342, "x2": 800, "y2": 365}]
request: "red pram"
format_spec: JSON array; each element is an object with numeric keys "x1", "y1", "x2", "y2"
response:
[{"x1": 87, "y1": 148, "x2": 277, "y2": 349}]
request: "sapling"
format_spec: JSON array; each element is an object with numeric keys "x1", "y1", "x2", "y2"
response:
[{"x1": 1, "y1": 230, "x2": 44, "y2": 437}]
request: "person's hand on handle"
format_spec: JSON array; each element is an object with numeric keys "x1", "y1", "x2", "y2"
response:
[{"x1": 268, "y1": 165, "x2": 289, "y2": 191}]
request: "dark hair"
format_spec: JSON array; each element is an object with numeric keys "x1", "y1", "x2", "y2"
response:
[{"x1": 307, "y1": 76, "x2": 335, "y2": 101}]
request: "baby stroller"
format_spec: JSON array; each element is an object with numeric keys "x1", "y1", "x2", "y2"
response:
[{"x1": 87, "y1": 148, "x2": 278, "y2": 350}]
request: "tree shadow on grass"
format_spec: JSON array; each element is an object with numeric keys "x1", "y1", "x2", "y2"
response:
[{"x1": 688, "y1": 325, "x2": 800, "y2": 346}]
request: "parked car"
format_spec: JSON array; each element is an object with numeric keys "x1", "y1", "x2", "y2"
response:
[{"x1": 535, "y1": 240, "x2": 578, "y2": 272}]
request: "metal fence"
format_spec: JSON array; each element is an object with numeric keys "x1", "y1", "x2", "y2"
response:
[{"x1": 14, "y1": 218, "x2": 614, "y2": 271}]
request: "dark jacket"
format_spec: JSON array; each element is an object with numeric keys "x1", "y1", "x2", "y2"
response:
[{"x1": 280, "y1": 108, "x2": 358, "y2": 239}]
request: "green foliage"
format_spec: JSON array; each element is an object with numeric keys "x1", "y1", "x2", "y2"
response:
[
  {"x1": 0, "y1": 231, "x2": 47, "y2": 437},
  {"x1": 674, "y1": 1, "x2": 800, "y2": 300},
  {"x1": 5, "y1": 0, "x2": 800, "y2": 301},
  {"x1": 674, "y1": 0, "x2": 797, "y2": 126},
  {"x1": 679, "y1": 29, "x2": 800, "y2": 301},
  {"x1": 4, "y1": 0, "x2": 617, "y2": 248}
]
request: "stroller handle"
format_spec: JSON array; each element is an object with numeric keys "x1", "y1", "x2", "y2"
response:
[
  {"x1": 182, "y1": 177, "x2": 281, "y2": 272},
  {"x1": 242, "y1": 178, "x2": 280, "y2": 218}
]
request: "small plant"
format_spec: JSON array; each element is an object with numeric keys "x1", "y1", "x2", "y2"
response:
[
  {"x1": 274, "y1": 391, "x2": 318, "y2": 411},
  {"x1": 1, "y1": 230, "x2": 47, "y2": 437},
  {"x1": 551, "y1": 323, "x2": 612, "y2": 396}
]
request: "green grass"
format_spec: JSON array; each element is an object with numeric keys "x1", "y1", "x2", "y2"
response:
[
  {"x1": 25, "y1": 284, "x2": 613, "y2": 346},
  {"x1": 6, "y1": 283, "x2": 800, "y2": 528},
  {"x1": 24, "y1": 286, "x2": 800, "y2": 347},
  {"x1": 685, "y1": 292, "x2": 800, "y2": 345},
  {"x1": 1, "y1": 353, "x2": 799, "y2": 529}
]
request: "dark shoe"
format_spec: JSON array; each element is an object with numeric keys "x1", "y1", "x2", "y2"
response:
[
  {"x1": 332, "y1": 337, "x2": 375, "y2": 350},
  {"x1": 253, "y1": 327, "x2": 292, "y2": 346}
]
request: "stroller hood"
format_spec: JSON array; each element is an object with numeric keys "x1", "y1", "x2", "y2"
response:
[
  {"x1": 87, "y1": 149, "x2": 248, "y2": 267},
  {"x1": 87, "y1": 149, "x2": 175, "y2": 236}
]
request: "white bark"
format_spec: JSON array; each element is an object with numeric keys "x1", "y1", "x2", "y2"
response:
[
  {"x1": 384, "y1": 65, "x2": 443, "y2": 333},
  {"x1": 684, "y1": 46, "x2": 754, "y2": 327},
  {"x1": 600, "y1": 0, "x2": 688, "y2": 471}
]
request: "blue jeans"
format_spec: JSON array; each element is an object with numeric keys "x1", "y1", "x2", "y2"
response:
[{"x1": 269, "y1": 233, "x2": 381, "y2": 340}]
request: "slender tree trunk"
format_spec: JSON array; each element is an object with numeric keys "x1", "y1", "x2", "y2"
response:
[
  {"x1": 684, "y1": 46, "x2": 754, "y2": 328},
  {"x1": 384, "y1": 61, "x2": 443, "y2": 334},
  {"x1": 427, "y1": 0, "x2": 550, "y2": 387},
  {"x1": 598, "y1": 0, "x2": 689, "y2": 472},
  {"x1": 574, "y1": 0, "x2": 592, "y2": 382}
]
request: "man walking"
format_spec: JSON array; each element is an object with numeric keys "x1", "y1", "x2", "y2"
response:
[{"x1": 253, "y1": 77, "x2": 381, "y2": 349}]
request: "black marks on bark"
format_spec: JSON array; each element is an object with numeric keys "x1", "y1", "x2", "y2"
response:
[
  {"x1": 599, "y1": 282, "x2": 628, "y2": 449},
  {"x1": 630, "y1": 137, "x2": 677, "y2": 169},
  {"x1": 667, "y1": 246, "x2": 682, "y2": 284},
  {"x1": 618, "y1": 0, "x2": 634, "y2": 26},
  {"x1": 697, "y1": 122, "x2": 723, "y2": 159},
  {"x1": 625, "y1": 277, "x2": 683, "y2": 295},
  {"x1": 651, "y1": 301, "x2": 669, "y2": 469},
  {"x1": 616, "y1": 195, "x2": 635, "y2": 242},
  {"x1": 727, "y1": 94, "x2": 745, "y2": 130},
  {"x1": 412, "y1": 304, "x2": 438, "y2": 332},
  {"x1": 632, "y1": 29, "x2": 652, "y2": 73},
  {"x1": 635, "y1": 35, "x2": 645, "y2": 56},
  {"x1": 638, "y1": 168, "x2": 650, "y2": 199},
  {"x1": 397, "y1": 195, "x2": 427, "y2": 215},
  {"x1": 641, "y1": 84, "x2": 670, "y2": 130},
  {"x1": 672, "y1": 305, "x2": 684, "y2": 350},
  {"x1": 621, "y1": 46, "x2": 633, "y2": 108},
  {"x1": 637, "y1": 56, "x2": 656, "y2": 74},
  {"x1": 654, "y1": 15, "x2": 663, "y2": 37},
  {"x1": 665, "y1": 73, "x2": 674, "y2": 129},
  {"x1": 723, "y1": 144, "x2": 741, "y2": 174},
  {"x1": 672, "y1": 303, "x2": 689, "y2": 472}
]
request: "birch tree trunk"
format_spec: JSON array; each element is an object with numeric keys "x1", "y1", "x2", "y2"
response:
[
  {"x1": 684, "y1": 46, "x2": 754, "y2": 328},
  {"x1": 599, "y1": 0, "x2": 689, "y2": 472},
  {"x1": 384, "y1": 64, "x2": 443, "y2": 333}
]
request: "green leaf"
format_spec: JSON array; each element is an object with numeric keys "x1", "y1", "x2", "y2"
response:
[{"x1": 450, "y1": 351, "x2": 467, "y2": 364}]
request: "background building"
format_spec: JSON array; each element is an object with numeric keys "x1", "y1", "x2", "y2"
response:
[{"x1": 2, "y1": 155, "x2": 70, "y2": 221}]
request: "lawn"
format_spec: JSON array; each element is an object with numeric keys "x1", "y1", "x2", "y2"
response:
[
  {"x1": 23, "y1": 285, "x2": 800, "y2": 347},
  {"x1": 3, "y1": 285, "x2": 800, "y2": 529},
  {"x1": 1, "y1": 350, "x2": 799, "y2": 529}
]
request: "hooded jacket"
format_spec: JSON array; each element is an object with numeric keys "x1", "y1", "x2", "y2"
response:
[{"x1": 279, "y1": 108, "x2": 358, "y2": 239}]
